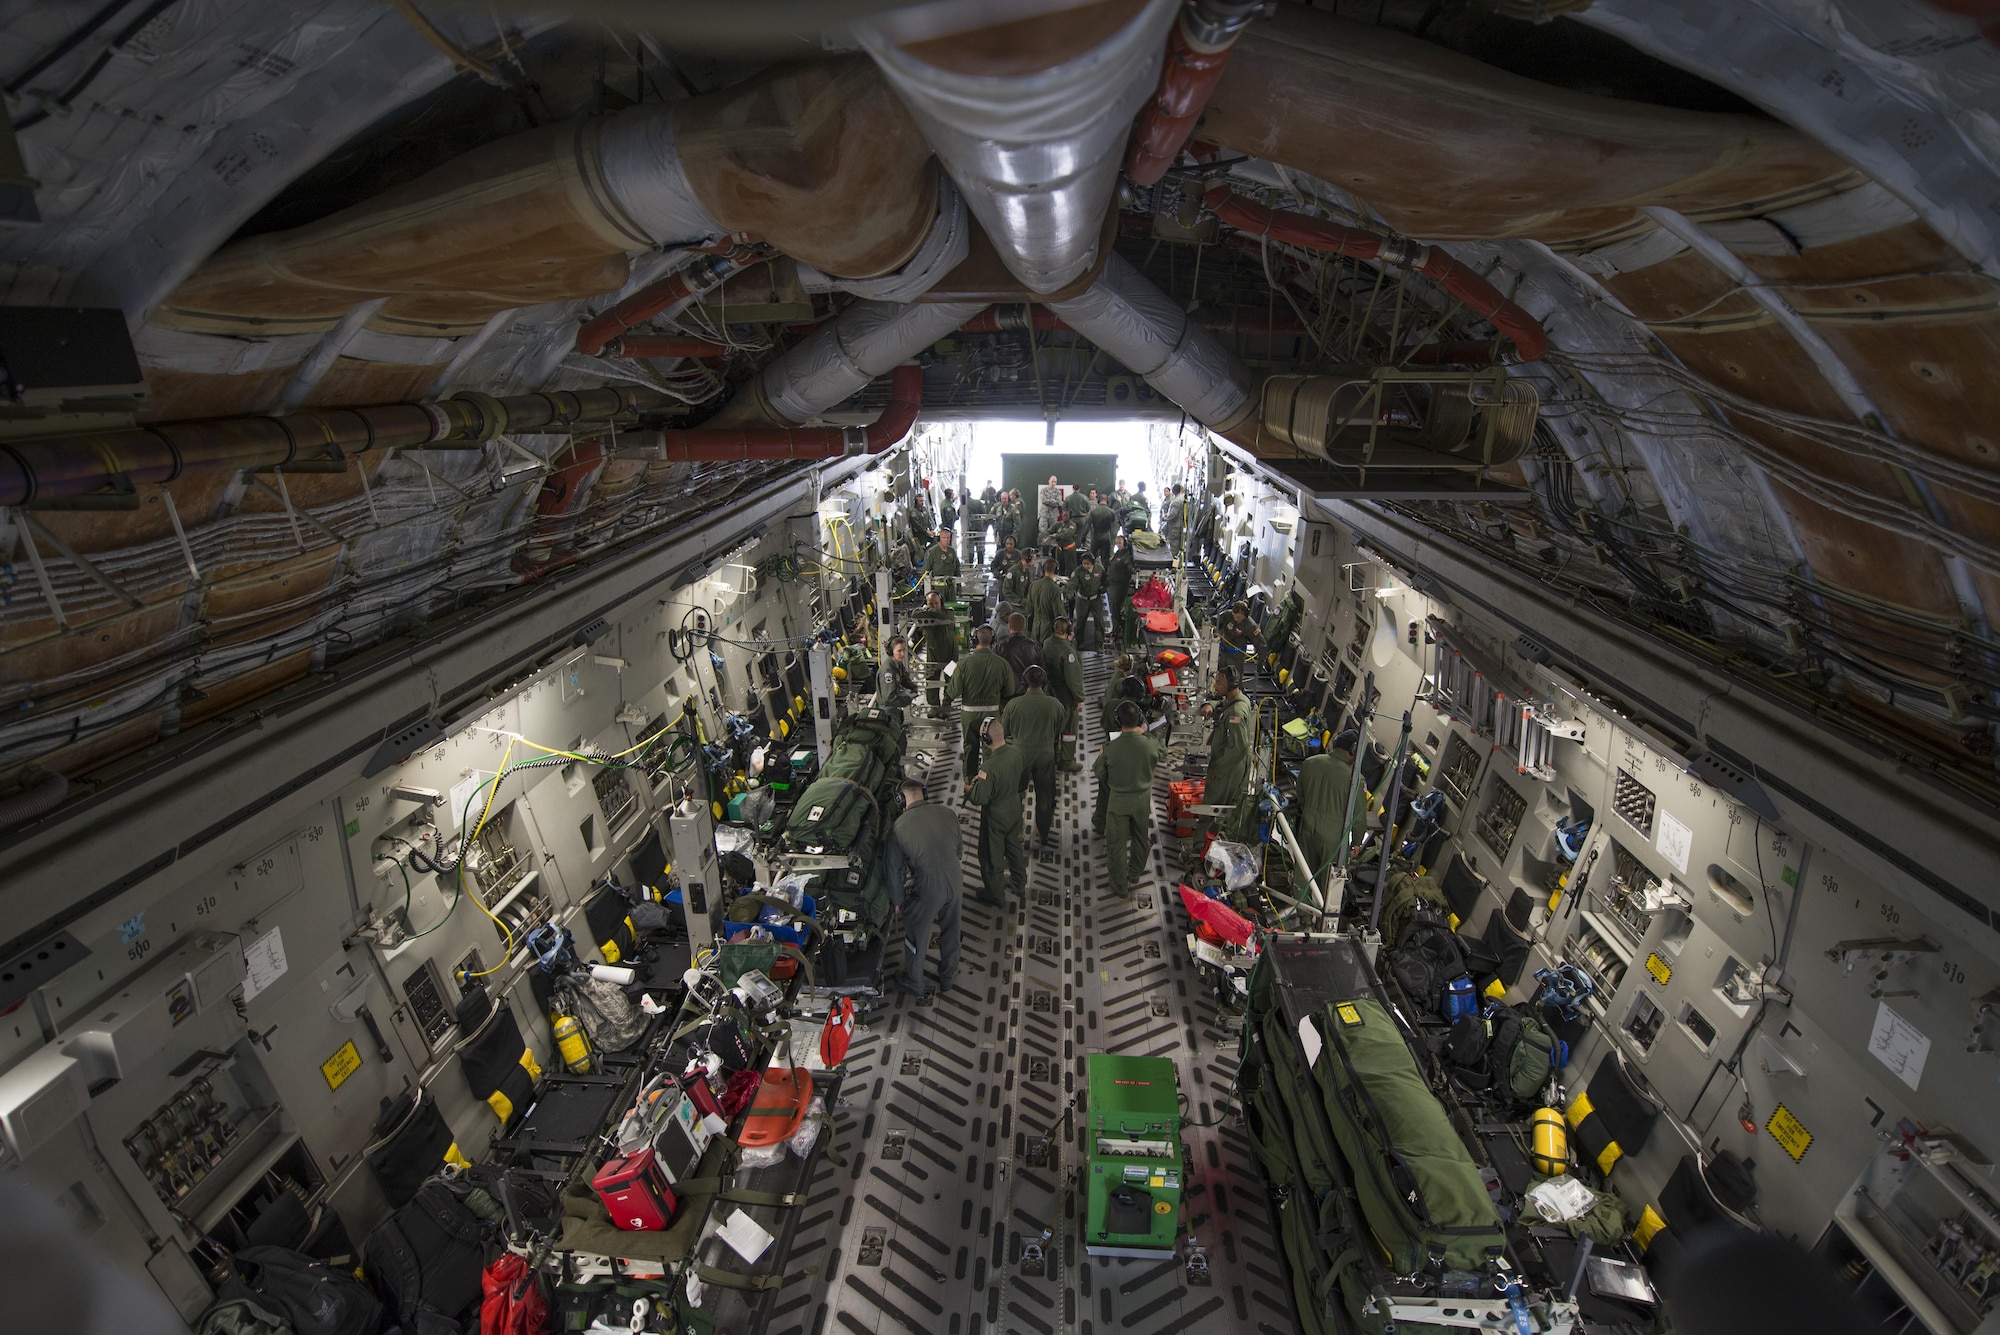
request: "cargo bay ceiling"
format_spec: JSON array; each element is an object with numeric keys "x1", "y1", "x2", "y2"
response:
[{"x1": 3, "y1": 0, "x2": 2000, "y2": 825}]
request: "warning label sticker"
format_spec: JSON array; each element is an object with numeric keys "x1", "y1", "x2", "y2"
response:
[
  {"x1": 1766, "y1": 1104, "x2": 1813, "y2": 1162},
  {"x1": 1644, "y1": 952, "x2": 1672, "y2": 986},
  {"x1": 321, "y1": 1039, "x2": 362, "y2": 1092},
  {"x1": 1335, "y1": 1003, "x2": 1363, "y2": 1026}
]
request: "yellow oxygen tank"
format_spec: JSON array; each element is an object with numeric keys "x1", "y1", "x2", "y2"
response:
[
  {"x1": 552, "y1": 1012, "x2": 595, "y2": 1074},
  {"x1": 1530, "y1": 1106, "x2": 1570, "y2": 1176}
]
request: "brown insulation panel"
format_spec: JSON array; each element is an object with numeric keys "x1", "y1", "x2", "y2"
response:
[
  {"x1": 198, "y1": 545, "x2": 341, "y2": 642},
  {"x1": 301, "y1": 360, "x2": 449, "y2": 411},
  {"x1": 676, "y1": 57, "x2": 939, "y2": 280},
  {"x1": 0, "y1": 602, "x2": 189, "y2": 701},
  {"x1": 180, "y1": 649, "x2": 315, "y2": 729},
  {"x1": 1202, "y1": 6, "x2": 1845, "y2": 244},
  {"x1": 138, "y1": 366, "x2": 294, "y2": 422}
]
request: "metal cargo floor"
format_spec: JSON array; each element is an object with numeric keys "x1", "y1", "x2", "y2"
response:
[{"x1": 759, "y1": 650, "x2": 1296, "y2": 1335}]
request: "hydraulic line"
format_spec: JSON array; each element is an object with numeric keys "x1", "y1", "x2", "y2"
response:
[
  {"x1": 1204, "y1": 183, "x2": 1549, "y2": 361},
  {"x1": 574, "y1": 246, "x2": 764, "y2": 357},
  {"x1": 1125, "y1": 0, "x2": 1265, "y2": 187}
]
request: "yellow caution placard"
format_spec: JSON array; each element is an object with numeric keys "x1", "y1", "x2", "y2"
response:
[
  {"x1": 321, "y1": 1039, "x2": 362, "y2": 1092},
  {"x1": 1644, "y1": 952, "x2": 1672, "y2": 986},
  {"x1": 1766, "y1": 1104, "x2": 1813, "y2": 1162},
  {"x1": 1335, "y1": 1003, "x2": 1364, "y2": 1027}
]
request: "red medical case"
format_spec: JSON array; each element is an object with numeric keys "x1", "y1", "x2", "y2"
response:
[{"x1": 591, "y1": 1147, "x2": 679, "y2": 1231}]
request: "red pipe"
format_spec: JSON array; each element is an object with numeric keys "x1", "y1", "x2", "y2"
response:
[
  {"x1": 1206, "y1": 185, "x2": 1384, "y2": 260},
  {"x1": 1412, "y1": 249, "x2": 1548, "y2": 362},
  {"x1": 1125, "y1": 9, "x2": 1249, "y2": 188},
  {"x1": 604, "y1": 335, "x2": 730, "y2": 359},
  {"x1": 574, "y1": 247, "x2": 763, "y2": 357},
  {"x1": 656, "y1": 365, "x2": 924, "y2": 463},
  {"x1": 1205, "y1": 184, "x2": 1547, "y2": 362}
]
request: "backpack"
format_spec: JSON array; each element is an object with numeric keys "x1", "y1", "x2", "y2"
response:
[
  {"x1": 1441, "y1": 1014, "x2": 1493, "y2": 1090},
  {"x1": 1385, "y1": 909, "x2": 1466, "y2": 1019},
  {"x1": 363, "y1": 1181, "x2": 493, "y2": 1335},
  {"x1": 220, "y1": 1246, "x2": 382, "y2": 1335},
  {"x1": 1377, "y1": 869, "x2": 1448, "y2": 947},
  {"x1": 197, "y1": 1295, "x2": 293, "y2": 1335},
  {"x1": 1487, "y1": 1004, "x2": 1561, "y2": 1105}
]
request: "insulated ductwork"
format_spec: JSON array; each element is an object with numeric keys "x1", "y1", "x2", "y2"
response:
[
  {"x1": 159, "y1": 58, "x2": 955, "y2": 335},
  {"x1": 726, "y1": 298, "x2": 985, "y2": 426},
  {"x1": 857, "y1": 0, "x2": 1182, "y2": 294},
  {"x1": 0, "y1": 387, "x2": 654, "y2": 508},
  {"x1": 1048, "y1": 252, "x2": 1256, "y2": 432},
  {"x1": 653, "y1": 365, "x2": 925, "y2": 462}
]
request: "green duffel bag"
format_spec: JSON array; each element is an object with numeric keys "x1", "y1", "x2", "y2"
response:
[
  {"x1": 839, "y1": 705, "x2": 906, "y2": 753},
  {"x1": 1378, "y1": 868, "x2": 1449, "y2": 945},
  {"x1": 1308, "y1": 997, "x2": 1509, "y2": 1275},
  {"x1": 1243, "y1": 958, "x2": 1346, "y2": 1198},
  {"x1": 820, "y1": 737, "x2": 887, "y2": 790},
  {"x1": 782, "y1": 775, "x2": 881, "y2": 853}
]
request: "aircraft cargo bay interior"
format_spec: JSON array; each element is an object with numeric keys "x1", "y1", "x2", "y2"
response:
[{"x1": 1, "y1": 3, "x2": 1999, "y2": 1334}]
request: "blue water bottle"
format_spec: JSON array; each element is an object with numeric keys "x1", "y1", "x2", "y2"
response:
[{"x1": 1442, "y1": 975, "x2": 1478, "y2": 1022}]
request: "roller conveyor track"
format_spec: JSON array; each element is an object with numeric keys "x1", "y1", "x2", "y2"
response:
[{"x1": 751, "y1": 650, "x2": 1302, "y2": 1335}]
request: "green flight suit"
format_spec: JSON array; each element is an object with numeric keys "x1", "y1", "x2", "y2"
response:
[
  {"x1": 1047, "y1": 521, "x2": 1079, "y2": 575},
  {"x1": 1042, "y1": 633, "x2": 1084, "y2": 768},
  {"x1": 918, "y1": 611, "x2": 957, "y2": 667},
  {"x1": 1002, "y1": 689, "x2": 1069, "y2": 844},
  {"x1": 1204, "y1": 691, "x2": 1255, "y2": 833},
  {"x1": 1219, "y1": 613, "x2": 1257, "y2": 668},
  {"x1": 946, "y1": 646, "x2": 1017, "y2": 778},
  {"x1": 996, "y1": 500, "x2": 1018, "y2": 547},
  {"x1": 924, "y1": 544, "x2": 961, "y2": 601},
  {"x1": 997, "y1": 564, "x2": 1032, "y2": 627},
  {"x1": 1069, "y1": 565, "x2": 1105, "y2": 650},
  {"x1": 1296, "y1": 750, "x2": 1368, "y2": 876},
  {"x1": 1106, "y1": 549, "x2": 1135, "y2": 647},
  {"x1": 1065, "y1": 491, "x2": 1092, "y2": 525},
  {"x1": 1086, "y1": 503, "x2": 1116, "y2": 565},
  {"x1": 1094, "y1": 728, "x2": 1165, "y2": 897},
  {"x1": 966, "y1": 742, "x2": 1028, "y2": 904},
  {"x1": 1026, "y1": 574, "x2": 1064, "y2": 642},
  {"x1": 882, "y1": 801, "x2": 963, "y2": 996},
  {"x1": 1100, "y1": 669, "x2": 1132, "y2": 734}
]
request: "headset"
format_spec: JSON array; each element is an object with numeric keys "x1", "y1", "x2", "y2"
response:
[{"x1": 1554, "y1": 814, "x2": 1592, "y2": 863}]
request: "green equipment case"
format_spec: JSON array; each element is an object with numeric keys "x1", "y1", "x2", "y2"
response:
[{"x1": 1083, "y1": 1054, "x2": 1183, "y2": 1258}]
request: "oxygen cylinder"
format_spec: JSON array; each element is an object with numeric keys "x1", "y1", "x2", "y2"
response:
[
  {"x1": 1530, "y1": 1106, "x2": 1569, "y2": 1176},
  {"x1": 553, "y1": 1012, "x2": 595, "y2": 1074}
]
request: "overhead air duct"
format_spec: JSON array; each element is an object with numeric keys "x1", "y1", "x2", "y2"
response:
[
  {"x1": 0, "y1": 387, "x2": 654, "y2": 508},
  {"x1": 719, "y1": 298, "x2": 985, "y2": 427},
  {"x1": 1047, "y1": 252, "x2": 1257, "y2": 433},
  {"x1": 857, "y1": 0, "x2": 1182, "y2": 294},
  {"x1": 652, "y1": 365, "x2": 926, "y2": 462},
  {"x1": 158, "y1": 58, "x2": 961, "y2": 336}
]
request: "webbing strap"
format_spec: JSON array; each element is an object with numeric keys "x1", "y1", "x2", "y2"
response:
[
  {"x1": 671, "y1": 1177, "x2": 804, "y2": 1208},
  {"x1": 692, "y1": 1262, "x2": 791, "y2": 1292}
]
